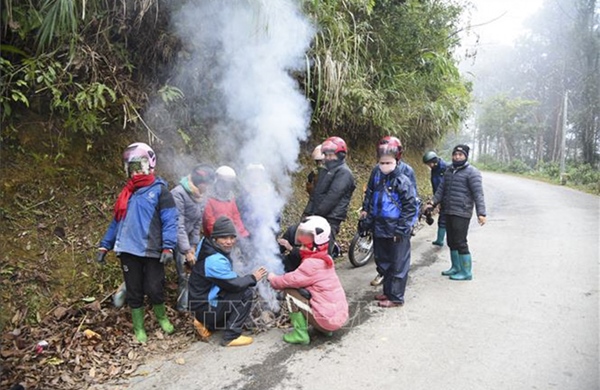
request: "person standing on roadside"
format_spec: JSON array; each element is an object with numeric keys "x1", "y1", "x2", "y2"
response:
[
  {"x1": 171, "y1": 164, "x2": 215, "y2": 312},
  {"x1": 363, "y1": 136, "x2": 419, "y2": 287},
  {"x1": 97, "y1": 142, "x2": 177, "y2": 343},
  {"x1": 426, "y1": 144, "x2": 486, "y2": 281},
  {"x1": 359, "y1": 136, "x2": 418, "y2": 307},
  {"x1": 422, "y1": 151, "x2": 447, "y2": 246},
  {"x1": 303, "y1": 136, "x2": 356, "y2": 258}
]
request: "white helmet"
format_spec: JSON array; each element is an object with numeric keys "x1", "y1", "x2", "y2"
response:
[
  {"x1": 215, "y1": 165, "x2": 237, "y2": 182},
  {"x1": 311, "y1": 145, "x2": 324, "y2": 161},
  {"x1": 296, "y1": 215, "x2": 331, "y2": 250},
  {"x1": 123, "y1": 142, "x2": 156, "y2": 176}
]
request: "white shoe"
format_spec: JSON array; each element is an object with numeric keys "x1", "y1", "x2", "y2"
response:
[{"x1": 370, "y1": 274, "x2": 384, "y2": 286}]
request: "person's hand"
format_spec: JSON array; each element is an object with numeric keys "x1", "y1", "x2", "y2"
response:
[
  {"x1": 96, "y1": 248, "x2": 108, "y2": 265},
  {"x1": 478, "y1": 215, "x2": 487, "y2": 226},
  {"x1": 253, "y1": 266, "x2": 267, "y2": 281},
  {"x1": 185, "y1": 250, "x2": 196, "y2": 267},
  {"x1": 267, "y1": 272, "x2": 276, "y2": 282},
  {"x1": 277, "y1": 238, "x2": 293, "y2": 251},
  {"x1": 424, "y1": 202, "x2": 434, "y2": 213},
  {"x1": 358, "y1": 218, "x2": 370, "y2": 237},
  {"x1": 160, "y1": 249, "x2": 174, "y2": 264},
  {"x1": 359, "y1": 210, "x2": 368, "y2": 220}
]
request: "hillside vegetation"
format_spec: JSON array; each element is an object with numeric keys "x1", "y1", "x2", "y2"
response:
[{"x1": 1, "y1": 1, "x2": 462, "y2": 387}]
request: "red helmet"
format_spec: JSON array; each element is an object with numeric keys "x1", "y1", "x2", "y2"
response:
[
  {"x1": 377, "y1": 136, "x2": 402, "y2": 160},
  {"x1": 321, "y1": 136, "x2": 347, "y2": 156}
]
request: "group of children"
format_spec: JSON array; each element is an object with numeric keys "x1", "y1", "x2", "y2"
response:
[
  {"x1": 97, "y1": 136, "x2": 486, "y2": 347},
  {"x1": 97, "y1": 140, "x2": 351, "y2": 347}
]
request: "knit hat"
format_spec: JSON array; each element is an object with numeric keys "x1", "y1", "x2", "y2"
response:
[
  {"x1": 211, "y1": 216, "x2": 237, "y2": 238},
  {"x1": 452, "y1": 144, "x2": 470, "y2": 159}
]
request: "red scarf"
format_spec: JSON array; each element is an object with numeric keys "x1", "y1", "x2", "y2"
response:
[
  {"x1": 113, "y1": 174, "x2": 156, "y2": 221},
  {"x1": 299, "y1": 248, "x2": 334, "y2": 268}
]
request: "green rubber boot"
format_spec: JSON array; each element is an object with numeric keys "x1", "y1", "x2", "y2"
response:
[
  {"x1": 153, "y1": 304, "x2": 175, "y2": 334},
  {"x1": 432, "y1": 227, "x2": 446, "y2": 246},
  {"x1": 131, "y1": 307, "x2": 148, "y2": 343},
  {"x1": 450, "y1": 254, "x2": 473, "y2": 281},
  {"x1": 283, "y1": 312, "x2": 310, "y2": 345},
  {"x1": 441, "y1": 250, "x2": 461, "y2": 276}
]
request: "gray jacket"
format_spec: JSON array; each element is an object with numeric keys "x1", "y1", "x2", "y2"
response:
[
  {"x1": 432, "y1": 163, "x2": 486, "y2": 219},
  {"x1": 171, "y1": 184, "x2": 205, "y2": 253}
]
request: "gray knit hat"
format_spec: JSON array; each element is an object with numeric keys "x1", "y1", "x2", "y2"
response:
[{"x1": 211, "y1": 216, "x2": 237, "y2": 238}]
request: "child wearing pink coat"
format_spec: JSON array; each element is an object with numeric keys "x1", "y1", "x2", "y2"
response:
[{"x1": 268, "y1": 216, "x2": 348, "y2": 344}]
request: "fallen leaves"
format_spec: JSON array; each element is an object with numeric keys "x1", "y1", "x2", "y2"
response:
[{"x1": 0, "y1": 302, "x2": 197, "y2": 390}]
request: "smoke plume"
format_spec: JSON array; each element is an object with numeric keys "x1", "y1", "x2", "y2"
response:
[{"x1": 171, "y1": 0, "x2": 314, "y2": 310}]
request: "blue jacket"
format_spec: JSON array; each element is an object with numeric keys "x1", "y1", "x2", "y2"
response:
[
  {"x1": 430, "y1": 158, "x2": 447, "y2": 194},
  {"x1": 362, "y1": 166, "x2": 418, "y2": 238},
  {"x1": 398, "y1": 161, "x2": 418, "y2": 196},
  {"x1": 189, "y1": 238, "x2": 257, "y2": 310},
  {"x1": 100, "y1": 178, "x2": 178, "y2": 258}
]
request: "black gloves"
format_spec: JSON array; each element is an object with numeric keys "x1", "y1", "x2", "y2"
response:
[
  {"x1": 96, "y1": 248, "x2": 107, "y2": 264},
  {"x1": 358, "y1": 218, "x2": 371, "y2": 237}
]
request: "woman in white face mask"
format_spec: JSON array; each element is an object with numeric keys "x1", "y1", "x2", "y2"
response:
[{"x1": 358, "y1": 136, "x2": 419, "y2": 308}]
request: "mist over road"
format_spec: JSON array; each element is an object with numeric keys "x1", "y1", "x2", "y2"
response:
[{"x1": 115, "y1": 172, "x2": 599, "y2": 390}]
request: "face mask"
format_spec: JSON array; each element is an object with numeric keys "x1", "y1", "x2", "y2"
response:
[
  {"x1": 379, "y1": 161, "x2": 397, "y2": 175},
  {"x1": 324, "y1": 159, "x2": 340, "y2": 170},
  {"x1": 452, "y1": 159, "x2": 467, "y2": 168}
]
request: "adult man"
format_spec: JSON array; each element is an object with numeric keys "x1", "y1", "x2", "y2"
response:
[
  {"x1": 422, "y1": 151, "x2": 447, "y2": 246},
  {"x1": 362, "y1": 136, "x2": 419, "y2": 286},
  {"x1": 427, "y1": 145, "x2": 486, "y2": 280},
  {"x1": 360, "y1": 136, "x2": 418, "y2": 306},
  {"x1": 303, "y1": 136, "x2": 356, "y2": 257},
  {"x1": 188, "y1": 216, "x2": 267, "y2": 346}
]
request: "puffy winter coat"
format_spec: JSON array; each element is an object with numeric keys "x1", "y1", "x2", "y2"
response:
[
  {"x1": 100, "y1": 178, "x2": 178, "y2": 258},
  {"x1": 269, "y1": 254, "x2": 348, "y2": 331},
  {"x1": 189, "y1": 238, "x2": 258, "y2": 312},
  {"x1": 362, "y1": 166, "x2": 418, "y2": 238},
  {"x1": 432, "y1": 162, "x2": 486, "y2": 219},
  {"x1": 203, "y1": 194, "x2": 249, "y2": 238},
  {"x1": 171, "y1": 183, "x2": 204, "y2": 254},
  {"x1": 303, "y1": 160, "x2": 356, "y2": 223}
]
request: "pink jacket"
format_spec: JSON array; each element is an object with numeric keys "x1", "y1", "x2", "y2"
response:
[{"x1": 270, "y1": 257, "x2": 348, "y2": 331}]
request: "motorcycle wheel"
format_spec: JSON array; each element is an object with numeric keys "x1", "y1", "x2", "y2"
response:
[{"x1": 348, "y1": 232, "x2": 374, "y2": 267}]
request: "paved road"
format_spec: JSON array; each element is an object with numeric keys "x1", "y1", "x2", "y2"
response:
[{"x1": 110, "y1": 172, "x2": 599, "y2": 390}]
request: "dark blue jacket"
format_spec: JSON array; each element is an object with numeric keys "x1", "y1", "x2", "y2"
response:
[
  {"x1": 100, "y1": 178, "x2": 178, "y2": 258},
  {"x1": 432, "y1": 163, "x2": 486, "y2": 219},
  {"x1": 398, "y1": 161, "x2": 418, "y2": 196},
  {"x1": 189, "y1": 238, "x2": 257, "y2": 311},
  {"x1": 430, "y1": 158, "x2": 447, "y2": 194},
  {"x1": 362, "y1": 166, "x2": 418, "y2": 238}
]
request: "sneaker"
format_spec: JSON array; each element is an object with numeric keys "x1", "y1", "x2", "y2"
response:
[
  {"x1": 370, "y1": 274, "x2": 384, "y2": 286},
  {"x1": 222, "y1": 335, "x2": 253, "y2": 347}
]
